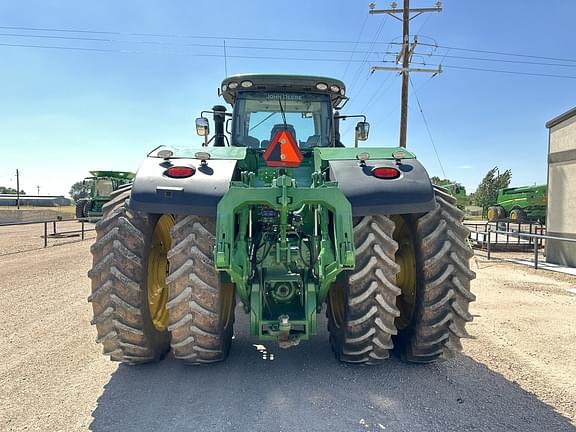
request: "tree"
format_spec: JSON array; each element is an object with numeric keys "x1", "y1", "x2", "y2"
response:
[
  {"x1": 430, "y1": 176, "x2": 452, "y2": 186},
  {"x1": 0, "y1": 186, "x2": 25, "y2": 194},
  {"x1": 474, "y1": 166, "x2": 512, "y2": 211},
  {"x1": 69, "y1": 180, "x2": 91, "y2": 202}
]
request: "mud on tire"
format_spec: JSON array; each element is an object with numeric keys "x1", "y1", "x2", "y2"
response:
[
  {"x1": 397, "y1": 186, "x2": 476, "y2": 363},
  {"x1": 166, "y1": 215, "x2": 235, "y2": 365},
  {"x1": 88, "y1": 187, "x2": 170, "y2": 364},
  {"x1": 327, "y1": 215, "x2": 401, "y2": 365}
]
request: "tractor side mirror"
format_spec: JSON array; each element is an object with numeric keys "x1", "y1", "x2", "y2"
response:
[
  {"x1": 195, "y1": 117, "x2": 210, "y2": 136},
  {"x1": 355, "y1": 121, "x2": 370, "y2": 141}
]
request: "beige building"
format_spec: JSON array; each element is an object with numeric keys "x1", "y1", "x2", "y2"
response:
[{"x1": 545, "y1": 107, "x2": 576, "y2": 267}]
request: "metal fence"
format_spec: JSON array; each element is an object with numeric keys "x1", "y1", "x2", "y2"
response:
[
  {"x1": 465, "y1": 221, "x2": 545, "y2": 250},
  {"x1": 467, "y1": 224, "x2": 576, "y2": 270},
  {"x1": 0, "y1": 218, "x2": 98, "y2": 251}
]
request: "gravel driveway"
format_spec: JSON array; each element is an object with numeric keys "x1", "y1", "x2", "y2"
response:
[{"x1": 0, "y1": 237, "x2": 574, "y2": 431}]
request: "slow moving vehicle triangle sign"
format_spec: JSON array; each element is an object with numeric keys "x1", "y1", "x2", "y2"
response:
[{"x1": 263, "y1": 129, "x2": 303, "y2": 168}]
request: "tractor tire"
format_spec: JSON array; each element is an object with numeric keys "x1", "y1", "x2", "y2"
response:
[
  {"x1": 327, "y1": 216, "x2": 401, "y2": 365},
  {"x1": 166, "y1": 215, "x2": 235, "y2": 365},
  {"x1": 75, "y1": 199, "x2": 91, "y2": 219},
  {"x1": 82, "y1": 200, "x2": 92, "y2": 219},
  {"x1": 487, "y1": 206, "x2": 502, "y2": 222},
  {"x1": 88, "y1": 187, "x2": 171, "y2": 364},
  {"x1": 396, "y1": 186, "x2": 476, "y2": 363},
  {"x1": 510, "y1": 208, "x2": 526, "y2": 223},
  {"x1": 75, "y1": 200, "x2": 86, "y2": 219}
]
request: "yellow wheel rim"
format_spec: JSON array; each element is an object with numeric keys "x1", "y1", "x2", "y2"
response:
[
  {"x1": 391, "y1": 215, "x2": 417, "y2": 331},
  {"x1": 219, "y1": 282, "x2": 235, "y2": 329},
  {"x1": 487, "y1": 207, "x2": 496, "y2": 221},
  {"x1": 329, "y1": 283, "x2": 346, "y2": 329},
  {"x1": 510, "y1": 210, "x2": 518, "y2": 221},
  {"x1": 147, "y1": 215, "x2": 174, "y2": 332}
]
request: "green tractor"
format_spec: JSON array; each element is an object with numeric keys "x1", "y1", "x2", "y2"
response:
[
  {"x1": 76, "y1": 171, "x2": 135, "y2": 220},
  {"x1": 435, "y1": 180, "x2": 467, "y2": 210},
  {"x1": 88, "y1": 74, "x2": 475, "y2": 366},
  {"x1": 487, "y1": 184, "x2": 547, "y2": 223}
]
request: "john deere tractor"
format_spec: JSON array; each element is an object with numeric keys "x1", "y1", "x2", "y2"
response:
[
  {"x1": 76, "y1": 171, "x2": 135, "y2": 220},
  {"x1": 88, "y1": 74, "x2": 475, "y2": 365}
]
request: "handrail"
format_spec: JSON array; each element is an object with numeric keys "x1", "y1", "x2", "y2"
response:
[
  {"x1": 467, "y1": 226, "x2": 575, "y2": 270},
  {"x1": 0, "y1": 218, "x2": 77, "y2": 227},
  {"x1": 492, "y1": 229, "x2": 576, "y2": 244},
  {"x1": 0, "y1": 217, "x2": 100, "y2": 251}
]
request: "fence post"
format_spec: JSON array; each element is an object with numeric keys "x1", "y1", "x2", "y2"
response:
[
  {"x1": 44, "y1": 222, "x2": 48, "y2": 248},
  {"x1": 81, "y1": 221, "x2": 85, "y2": 240},
  {"x1": 487, "y1": 229, "x2": 491, "y2": 260},
  {"x1": 534, "y1": 238, "x2": 539, "y2": 270},
  {"x1": 53, "y1": 221, "x2": 56, "y2": 235}
]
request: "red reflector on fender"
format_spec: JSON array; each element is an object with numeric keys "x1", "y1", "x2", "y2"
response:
[
  {"x1": 372, "y1": 167, "x2": 400, "y2": 179},
  {"x1": 165, "y1": 166, "x2": 196, "y2": 178}
]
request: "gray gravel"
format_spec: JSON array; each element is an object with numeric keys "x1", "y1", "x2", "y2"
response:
[{"x1": 0, "y1": 239, "x2": 574, "y2": 432}]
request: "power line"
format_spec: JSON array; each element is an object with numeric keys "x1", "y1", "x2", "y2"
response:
[
  {"x1": 2, "y1": 24, "x2": 576, "y2": 63},
  {"x1": 369, "y1": 0, "x2": 443, "y2": 148},
  {"x1": 360, "y1": 73, "x2": 399, "y2": 113},
  {"x1": 409, "y1": 77, "x2": 446, "y2": 178},
  {"x1": 347, "y1": 15, "x2": 389, "y2": 94},
  {"x1": 442, "y1": 64, "x2": 576, "y2": 79},
  {"x1": 0, "y1": 41, "x2": 400, "y2": 63},
  {"x1": 342, "y1": 74, "x2": 398, "y2": 135},
  {"x1": 2, "y1": 40, "x2": 576, "y2": 80},
  {"x1": 0, "y1": 25, "x2": 391, "y2": 45},
  {"x1": 2, "y1": 31, "x2": 576, "y2": 70},
  {"x1": 395, "y1": 41, "x2": 576, "y2": 64},
  {"x1": 0, "y1": 42, "x2": 116, "y2": 53},
  {"x1": 342, "y1": 13, "x2": 369, "y2": 79},
  {"x1": 415, "y1": 51, "x2": 576, "y2": 68},
  {"x1": 0, "y1": 25, "x2": 118, "y2": 35},
  {"x1": 0, "y1": 32, "x2": 109, "y2": 42}
]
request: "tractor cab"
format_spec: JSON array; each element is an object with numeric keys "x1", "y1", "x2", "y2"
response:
[{"x1": 196, "y1": 74, "x2": 370, "y2": 150}]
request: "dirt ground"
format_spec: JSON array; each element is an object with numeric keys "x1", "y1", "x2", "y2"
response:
[
  {"x1": 0, "y1": 226, "x2": 575, "y2": 431},
  {"x1": 463, "y1": 255, "x2": 576, "y2": 420},
  {"x1": 0, "y1": 221, "x2": 96, "y2": 255}
]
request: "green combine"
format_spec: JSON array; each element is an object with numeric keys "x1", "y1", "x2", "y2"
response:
[
  {"x1": 435, "y1": 181, "x2": 467, "y2": 210},
  {"x1": 76, "y1": 171, "x2": 135, "y2": 220},
  {"x1": 487, "y1": 184, "x2": 547, "y2": 223},
  {"x1": 88, "y1": 74, "x2": 475, "y2": 366}
]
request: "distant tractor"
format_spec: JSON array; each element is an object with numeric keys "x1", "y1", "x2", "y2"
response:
[
  {"x1": 76, "y1": 171, "x2": 134, "y2": 220},
  {"x1": 487, "y1": 184, "x2": 547, "y2": 223},
  {"x1": 88, "y1": 74, "x2": 475, "y2": 366},
  {"x1": 435, "y1": 181, "x2": 467, "y2": 210}
]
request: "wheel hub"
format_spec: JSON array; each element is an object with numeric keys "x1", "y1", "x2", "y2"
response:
[
  {"x1": 391, "y1": 216, "x2": 417, "y2": 331},
  {"x1": 329, "y1": 284, "x2": 346, "y2": 329},
  {"x1": 147, "y1": 215, "x2": 174, "y2": 332}
]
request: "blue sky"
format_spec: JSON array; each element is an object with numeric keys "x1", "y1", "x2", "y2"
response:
[{"x1": 0, "y1": 0, "x2": 574, "y2": 197}]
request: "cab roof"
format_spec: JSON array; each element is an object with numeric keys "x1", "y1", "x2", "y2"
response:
[{"x1": 220, "y1": 74, "x2": 347, "y2": 108}]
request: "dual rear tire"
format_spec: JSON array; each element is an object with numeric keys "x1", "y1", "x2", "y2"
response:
[
  {"x1": 88, "y1": 188, "x2": 234, "y2": 365},
  {"x1": 327, "y1": 187, "x2": 476, "y2": 364},
  {"x1": 89, "y1": 186, "x2": 475, "y2": 366}
]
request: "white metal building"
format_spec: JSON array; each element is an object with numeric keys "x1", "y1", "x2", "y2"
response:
[{"x1": 545, "y1": 107, "x2": 576, "y2": 267}]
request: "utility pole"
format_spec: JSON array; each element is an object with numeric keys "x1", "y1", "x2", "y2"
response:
[
  {"x1": 16, "y1": 169, "x2": 20, "y2": 209},
  {"x1": 369, "y1": 1, "x2": 442, "y2": 148}
]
